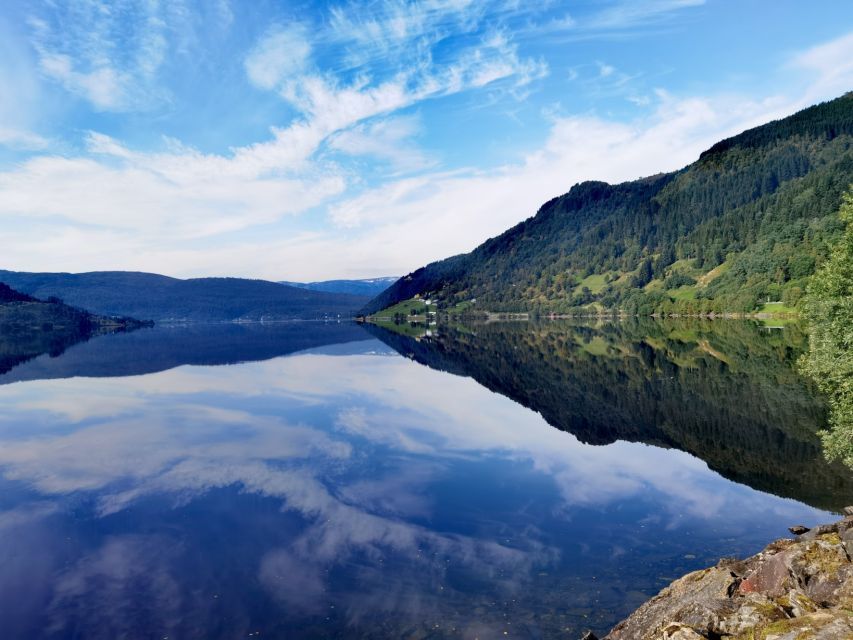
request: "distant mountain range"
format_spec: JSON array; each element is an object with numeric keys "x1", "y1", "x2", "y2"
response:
[
  {"x1": 363, "y1": 92, "x2": 853, "y2": 316},
  {"x1": 0, "y1": 271, "x2": 368, "y2": 322},
  {"x1": 280, "y1": 277, "x2": 397, "y2": 297}
]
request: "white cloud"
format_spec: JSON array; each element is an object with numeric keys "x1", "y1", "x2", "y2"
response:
[
  {"x1": 38, "y1": 53, "x2": 124, "y2": 110},
  {"x1": 27, "y1": 0, "x2": 179, "y2": 111},
  {"x1": 328, "y1": 115, "x2": 434, "y2": 174},
  {"x1": 790, "y1": 31, "x2": 853, "y2": 102},
  {"x1": 0, "y1": 149, "x2": 345, "y2": 239},
  {"x1": 328, "y1": 0, "x2": 483, "y2": 68},
  {"x1": 0, "y1": 127, "x2": 49, "y2": 151},
  {"x1": 0, "y1": 17, "x2": 546, "y2": 274},
  {"x1": 587, "y1": 0, "x2": 706, "y2": 30},
  {"x1": 244, "y1": 26, "x2": 311, "y2": 90},
  {"x1": 598, "y1": 61, "x2": 616, "y2": 77}
]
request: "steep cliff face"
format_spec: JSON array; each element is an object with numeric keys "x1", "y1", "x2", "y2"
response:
[{"x1": 604, "y1": 514, "x2": 853, "y2": 639}]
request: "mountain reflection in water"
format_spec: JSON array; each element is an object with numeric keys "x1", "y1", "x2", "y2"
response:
[{"x1": 0, "y1": 320, "x2": 847, "y2": 639}]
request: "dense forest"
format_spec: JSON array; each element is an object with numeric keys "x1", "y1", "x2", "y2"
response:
[
  {"x1": 365, "y1": 318, "x2": 853, "y2": 511},
  {"x1": 0, "y1": 271, "x2": 369, "y2": 322},
  {"x1": 363, "y1": 92, "x2": 853, "y2": 316},
  {"x1": 800, "y1": 189, "x2": 853, "y2": 468}
]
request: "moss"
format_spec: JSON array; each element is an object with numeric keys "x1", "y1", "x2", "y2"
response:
[
  {"x1": 797, "y1": 540, "x2": 846, "y2": 578},
  {"x1": 757, "y1": 616, "x2": 814, "y2": 638},
  {"x1": 820, "y1": 532, "x2": 842, "y2": 545},
  {"x1": 683, "y1": 568, "x2": 712, "y2": 583}
]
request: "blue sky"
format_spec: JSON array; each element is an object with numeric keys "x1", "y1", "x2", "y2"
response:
[{"x1": 1, "y1": 0, "x2": 852, "y2": 280}]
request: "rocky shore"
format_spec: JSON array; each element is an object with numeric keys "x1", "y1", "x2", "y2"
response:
[{"x1": 589, "y1": 509, "x2": 853, "y2": 640}]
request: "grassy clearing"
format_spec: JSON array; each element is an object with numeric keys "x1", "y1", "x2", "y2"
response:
[
  {"x1": 573, "y1": 273, "x2": 610, "y2": 294},
  {"x1": 373, "y1": 298, "x2": 430, "y2": 318},
  {"x1": 758, "y1": 301, "x2": 798, "y2": 314},
  {"x1": 444, "y1": 301, "x2": 474, "y2": 314},
  {"x1": 668, "y1": 258, "x2": 698, "y2": 274},
  {"x1": 669, "y1": 285, "x2": 698, "y2": 301}
]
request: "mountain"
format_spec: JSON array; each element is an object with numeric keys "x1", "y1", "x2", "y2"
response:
[
  {"x1": 0, "y1": 271, "x2": 369, "y2": 322},
  {"x1": 280, "y1": 277, "x2": 397, "y2": 297},
  {"x1": 0, "y1": 282, "x2": 146, "y2": 374},
  {"x1": 363, "y1": 92, "x2": 853, "y2": 316}
]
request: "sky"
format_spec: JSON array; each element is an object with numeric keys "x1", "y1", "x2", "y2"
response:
[{"x1": 1, "y1": 1, "x2": 852, "y2": 281}]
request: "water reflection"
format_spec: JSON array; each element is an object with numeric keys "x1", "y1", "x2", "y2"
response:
[
  {"x1": 365, "y1": 318, "x2": 853, "y2": 511},
  {"x1": 0, "y1": 321, "x2": 846, "y2": 638}
]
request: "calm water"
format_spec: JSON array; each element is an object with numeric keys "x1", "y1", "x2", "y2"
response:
[{"x1": 0, "y1": 320, "x2": 849, "y2": 638}]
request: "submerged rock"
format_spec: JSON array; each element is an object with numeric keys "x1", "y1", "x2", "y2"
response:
[{"x1": 604, "y1": 515, "x2": 853, "y2": 640}]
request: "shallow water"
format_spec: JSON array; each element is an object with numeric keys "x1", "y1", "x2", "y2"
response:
[{"x1": 0, "y1": 320, "x2": 847, "y2": 638}]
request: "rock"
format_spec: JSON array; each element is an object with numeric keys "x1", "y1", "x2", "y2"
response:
[
  {"x1": 843, "y1": 506, "x2": 853, "y2": 517},
  {"x1": 789, "y1": 525, "x2": 810, "y2": 535},
  {"x1": 660, "y1": 623, "x2": 704, "y2": 639},
  {"x1": 604, "y1": 515, "x2": 853, "y2": 640},
  {"x1": 841, "y1": 528, "x2": 853, "y2": 562},
  {"x1": 837, "y1": 516, "x2": 853, "y2": 535},
  {"x1": 739, "y1": 552, "x2": 791, "y2": 597},
  {"x1": 800, "y1": 523, "x2": 839, "y2": 541},
  {"x1": 580, "y1": 632, "x2": 599, "y2": 640}
]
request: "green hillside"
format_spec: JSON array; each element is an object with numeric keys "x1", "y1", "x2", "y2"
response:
[{"x1": 363, "y1": 92, "x2": 853, "y2": 316}]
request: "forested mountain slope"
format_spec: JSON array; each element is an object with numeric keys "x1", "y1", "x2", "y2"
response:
[
  {"x1": 363, "y1": 92, "x2": 853, "y2": 315},
  {"x1": 0, "y1": 271, "x2": 369, "y2": 322}
]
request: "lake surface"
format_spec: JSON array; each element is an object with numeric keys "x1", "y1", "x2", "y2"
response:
[{"x1": 0, "y1": 320, "x2": 849, "y2": 638}]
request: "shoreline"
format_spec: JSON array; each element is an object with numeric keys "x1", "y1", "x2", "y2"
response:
[
  {"x1": 362, "y1": 311, "x2": 801, "y2": 323},
  {"x1": 590, "y1": 510, "x2": 853, "y2": 640}
]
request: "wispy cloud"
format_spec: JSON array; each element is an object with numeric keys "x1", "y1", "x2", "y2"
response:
[
  {"x1": 328, "y1": 115, "x2": 435, "y2": 175},
  {"x1": 790, "y1": 31, "x2": 853, "y2": 102},
  {"x1": 0, "y1": 127, "x2": 49, "y2": 151},
  {"x1": 244, "y1": 25, "x2": 312, "y2": 91},
  {"x1": 27, "y1": 0, "x2": 183, "y2": 111},
  {"x1": 327, "y1": 0, "x2": 484, "y2": 68},
  {"x1": 586, "y1": 0, "x2": 705, "y2": 30}
]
